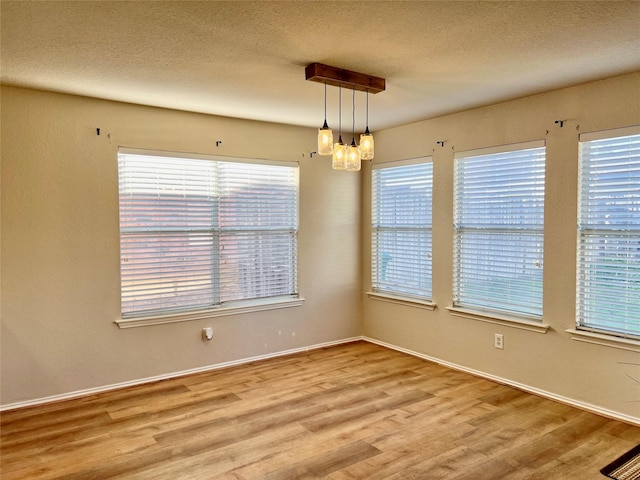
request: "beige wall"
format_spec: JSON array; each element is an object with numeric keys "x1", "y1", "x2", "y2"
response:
[
  {"x1": 362, "y1": 72, "x2": 640, "y2": 422},
  {"x1": 1, "y1": 87, "x2": 361, "y2": 406},
  {"x1": 2, "y1": 73, "x2": 639, "y2": 422}
]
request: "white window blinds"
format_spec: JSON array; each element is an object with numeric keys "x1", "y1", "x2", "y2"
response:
[
  {"x1": 217, "y1": 161, "x2": 298, "y2": 303},
  {"x1": 577, "y1": 128, "x2": 640, "y2": 339},
  {"x1": 372, "y1": 159, "x2": 433, "y2": 300},
  {"x1": 454, "y1": 142, "x2": 545, "y2": 318},
  {"x1": 118, "y1": 151, "x2": 298, "y2": 317}
]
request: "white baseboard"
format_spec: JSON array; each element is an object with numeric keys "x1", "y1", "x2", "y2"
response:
[
  {"x1": 363, "y1": 336, "x2": 640, "y2": 427},
  {"x1": 3, "y1": 335, "x2": 638, "y2": 428},
  {"x1": 0, "y1": 337, "x2": 363, "y2": 412}
]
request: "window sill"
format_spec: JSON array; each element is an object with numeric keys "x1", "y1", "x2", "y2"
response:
[
  {"x1": 565, "y1": 329, "x2": 640, "y2": 352},
  {"x1": 115, "y1": 297, "x2": 305, "y2": 329},
  {"x1": 366, "y1": 292, "x2": 436, "y2": 310},
  {"x1": 446, "y1": 306, "x2": 550, "y2": 333}
]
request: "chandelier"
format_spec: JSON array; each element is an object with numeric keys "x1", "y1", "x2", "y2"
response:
[{"x1": 306, "y1": 63, "x2": 385, "y2": 171}]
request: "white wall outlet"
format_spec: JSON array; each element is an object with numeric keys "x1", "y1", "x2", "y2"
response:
[
  {"x1": 494, "y1": 333, "x2": 504, "y2": 349},
  {"x1": 202, "y1": 327, "x2": 213, "y2": 341}
]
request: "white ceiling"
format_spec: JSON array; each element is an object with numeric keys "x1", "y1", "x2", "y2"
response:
[{"x1": 2, "y1": 1, "x2": 639, "y2": 132}]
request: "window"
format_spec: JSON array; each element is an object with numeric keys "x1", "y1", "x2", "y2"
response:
[
  {"x1": 577, "y1": 127, "x2": 640, "y2": 340},
  {"x1": 371, "y1": 158, "x2": 433, "y2": 301},
  {"x1": 117, "y1": 150, "x2": 298, "y2": 318},
  {"x1": 453, "y1": 141, "x2": 545, "y2": 319}
]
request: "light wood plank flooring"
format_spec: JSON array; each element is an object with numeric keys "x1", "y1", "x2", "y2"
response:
[{"x1": 2, "y1": 341, "x2": 638, "y2": 479}]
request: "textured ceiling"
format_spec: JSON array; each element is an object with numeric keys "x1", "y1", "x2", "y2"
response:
[{"x1": 2, "y1": 1, "x2": 639, "y2": 132}]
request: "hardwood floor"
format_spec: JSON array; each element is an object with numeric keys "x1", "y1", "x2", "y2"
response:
[{"x1": 1, "y1": 341, "x2": 638, "y2": 479}]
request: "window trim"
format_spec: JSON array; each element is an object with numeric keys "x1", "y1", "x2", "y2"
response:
[
  {"x1": 454, "y1": 140, "x2": 545, "y2": 160},
  {"x1": 578, "y1": 125, "x2": 640, "y2": 143},
  {"x1": 116, "y1": 147, "x2": 300, "y2": 323},
  {"x1": 366, "y1": 291, "x2": 436, "y2": 310},
  {"x1": 119, "y1": 147, "x2": 298, "y2": 168},
  {"x1": 565, "y1": 328, "x2": 640, "y2": 353},
  {"x1": 446, "y1": 306, "x2": 550, "y2": 334},
  {"x1": 115, "y1": 296, "x2": 305, "y2": 329}
]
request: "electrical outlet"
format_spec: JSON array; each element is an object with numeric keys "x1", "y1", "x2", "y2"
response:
[
  {"x1": 494, "y1": 333, "x2": 504, "y2": 349},
  {"x1": 202, "y1": 327, "x2": 213, "y2": 341}
]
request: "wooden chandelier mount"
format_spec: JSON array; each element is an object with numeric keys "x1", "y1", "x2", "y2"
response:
[{"x1": 305, "y1": 63, "x2": 385, "y2": 94}]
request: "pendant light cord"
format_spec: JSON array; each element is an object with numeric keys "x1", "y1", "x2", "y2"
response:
[
  {"x1": 352, "y1": 88, "x2": 356, "y2": 143},
  {"x1": 323, "y1": 82, "x2": 327, "y2": 123},
  {"x1": 365, "y1": 90, "x2": 371, "y2": 134},
  {"x1": 338, "y1": 85, "x2": 342, "y2": 142}
]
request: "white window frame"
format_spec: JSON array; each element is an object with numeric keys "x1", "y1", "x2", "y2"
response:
[
  {"x1": 571, "y1": 126, "x2": 640, "y2": 347},
  {"x1": 449, "y1": 140, "x2": 548, "y2": 331},
  {"x1": 368, "y1": 157, "x2": 435, "y2": 309},
  {"x1": 115, "y1": 148, "x2": 302, "y2": 328}
]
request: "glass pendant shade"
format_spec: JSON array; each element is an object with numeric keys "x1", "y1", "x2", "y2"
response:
[
  {"x1": 317, "y1": 83, "x2": 333, "y2": 156},
  {"x1": 346, "y1": 140, "x2": 361, "y2": 172},
  {"x1": 318, "y1": 120, "x2": 333, "y2": 155},
  {"x1": 359, "y1": 127, "x2": 374, "y2": 160},
  {"x1": 332, "y1": 138, "x2": 347, "y2": 170},
  {"x1": 360, "y1": 90, "x2": 375, "y2": 160}
]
